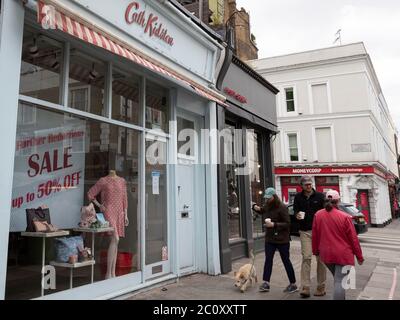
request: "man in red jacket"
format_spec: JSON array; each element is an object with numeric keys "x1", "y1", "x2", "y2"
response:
[{"x1": 312, "y1": 190, "x2": 364, "y2": 300}]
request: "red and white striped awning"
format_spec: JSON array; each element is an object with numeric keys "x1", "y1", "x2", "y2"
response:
[{"x1": 36, "y1": 0, "x2": 227, "y2": 107}]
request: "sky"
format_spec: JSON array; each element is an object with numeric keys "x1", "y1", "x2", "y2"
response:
[{"x1": 236, "y1": 0, "x2": 400, "y2": 130}]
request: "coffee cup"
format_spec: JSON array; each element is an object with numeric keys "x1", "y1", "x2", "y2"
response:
[
  {"x1": 265, "y1": 218, "x2": 272, "y2": 224},
  {"x1": 298, "y1": 211, "x2": 305, "y2": 220}
]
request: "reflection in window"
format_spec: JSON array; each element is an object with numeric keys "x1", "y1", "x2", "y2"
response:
[
  {"x1": 225, "y1": 125, "x2": 242, "y2": 241},
  {"x1": 146, "y1": 81, "x2": 169, "y2": 132},
  {"x1": 247, "y1": 130, "x2": 264, "y2": 238},
  {"x1": 112, "y1": 70, "x2": 141, "y2": 126},
  {"x1": 68, "y1": 50, "x2": 105, "y2": 116},
  {"x1": 19, "y1": 27, "x2": 62, "y2": 104},
  {"x1": 6, "y1": 102, "x2": 141, "y2": 299}
]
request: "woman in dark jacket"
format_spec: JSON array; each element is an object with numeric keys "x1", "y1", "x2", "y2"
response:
[{"x1": 253, "y1": 187, "x2": 298, "y2": 293}]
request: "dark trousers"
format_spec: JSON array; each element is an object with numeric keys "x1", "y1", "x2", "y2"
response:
[{"x1": 263, "y1": 242, "x2": 296, "y2": 284}]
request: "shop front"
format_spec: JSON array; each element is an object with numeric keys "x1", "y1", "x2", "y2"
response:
[
  {"x1": 0, "y1": 0, "x2": 227, "y2": 299},
  {"x1": 275, "y1": 165, "x2": 396, "y2": 228},
  {"x1": 217, "y1": 55, "x2": 279, "y2": 274}
]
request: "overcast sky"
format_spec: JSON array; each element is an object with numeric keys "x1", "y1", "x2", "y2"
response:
[{"x1": 236, "y1": 0, "x2": 400, "y2": 130}]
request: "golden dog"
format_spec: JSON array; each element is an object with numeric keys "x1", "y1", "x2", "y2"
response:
[{"x1": 234, "y1": 250, "x2": 257, "y2": 293}]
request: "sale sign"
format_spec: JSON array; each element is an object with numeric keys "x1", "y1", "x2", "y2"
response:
[{"x1": 10, "y1": 121, "x2": 86, "y2": 232}]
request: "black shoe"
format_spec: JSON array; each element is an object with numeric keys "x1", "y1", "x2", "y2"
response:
[
  {"x1": 259, "y1": 282, "x2": 270, "y2": 292},
  {"x1": 283, "y1": 284, "x2": 298, "y2": 294}
]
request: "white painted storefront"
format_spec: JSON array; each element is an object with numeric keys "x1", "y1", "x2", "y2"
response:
[{"x1": 0, "y1": 0, "x2": 226, "y2": 300}]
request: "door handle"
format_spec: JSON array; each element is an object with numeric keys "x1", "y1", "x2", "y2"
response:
[{"x1": 183, "y1": 204, "x2": 190, "y2": 209}]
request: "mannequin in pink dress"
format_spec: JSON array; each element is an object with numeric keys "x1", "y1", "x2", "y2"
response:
[{"x1": 88, "y1": 170, "x2": 129, "y2": 279}]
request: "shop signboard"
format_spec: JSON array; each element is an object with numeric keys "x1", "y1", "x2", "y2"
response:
[
  {"x1": 10, "y1": 122, "x2": 86, "y2": 232},
  {"x1": 275, "y1": 166, "x2": 388, "y2": 180},
  {"x1": 71, "y1": 0, "x2": 216, "y2": 81}
]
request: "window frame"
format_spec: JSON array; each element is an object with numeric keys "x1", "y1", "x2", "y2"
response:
[
  {"x1": 285, "y1": 131, "x2": 301, "y2": 163},
  {"x1": 281, "y1": 85, "x2": 298, "y2": 116},
  {"x1": 308, "y1": 80, "x2": 332, "y2": 114},
  {"x1": 69, "y1": 84, "x2": 91, "y2": 113}
]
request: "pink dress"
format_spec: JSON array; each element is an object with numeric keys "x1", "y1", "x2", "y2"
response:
[{"x1": 87, "y1": 176, "x2": 128, "y2": 237}]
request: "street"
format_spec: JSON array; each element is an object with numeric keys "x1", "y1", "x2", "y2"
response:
[{"x1": 123, "y1": 219, "x2": 400, "y2": 301}]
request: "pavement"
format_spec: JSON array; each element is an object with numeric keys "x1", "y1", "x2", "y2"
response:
[{"x1": 122, "y1": 219, "x2": 400, "y2": 301}]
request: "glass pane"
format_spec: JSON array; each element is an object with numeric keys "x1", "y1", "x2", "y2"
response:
[
  {"x1": 68, "y1": 50, "x2": 106, "y2": 116},
  {"x1": 112, "y1": 70, "x2": 141, "y2": 126},
  {"x1": 247, "y1": 130, "x2": 264, "y2": 238},
  {"x1": 19, "y1": 27, "x2": 62, "y2": 104},
  {"x1": 6, "y1": 102, "x2": 141, "y2": 299},
  {"x1": 290, "y1": 148, "x2": 299, "y2": 161},
  {"x1": 145, "y1": 137, "x2": 168, "y2": 265},
  {"x1": 225, "y1": 125, "x2": 242, "y2": 240},
  {"x1": 288, "y1": 134, "x2": 297, "y2": 148},
  {"x1": 177, "y1": 117, "x2": 195, "y2": 156},
  {"x1": 145, "y1": 81, "x2": 169, "y2": 132},
  {"x1": 286, "y1": 100, "x2": 295, "y2": 112},
  {"x1": 285, "y1": 88, "x2": 294, "y2": 100}
]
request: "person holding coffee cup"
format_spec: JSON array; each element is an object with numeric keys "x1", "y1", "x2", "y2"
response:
[
  {"x1": 252, "y1": 187, "x2": 298, "y2": 294},
  {"x1": 293, "y1": 176, "x2": 326, "y2": 298}
]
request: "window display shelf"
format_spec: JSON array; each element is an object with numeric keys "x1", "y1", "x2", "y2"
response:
[
  {"x1": 21, "y1": 230, "x2": 70, "y2": 237},
  {"x1": 73, "y1": 227, "x2": 114, "y2": 233},
  {"x1": 72, "y1": 227, "x2": 114, "y2": 284},
  {"x1": 21, "y1": 230, "x2": 70, "y2": 296},
  {"x1": 50, "y1": 260, "x2": 95, "y2": 268},
  {"x1": 50, "y1": 260, "x2": 95, "y2": 289}
]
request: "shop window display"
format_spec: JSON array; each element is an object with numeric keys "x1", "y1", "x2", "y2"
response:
[
  {"x1": 6, "y1": 102, "x2": 140, "y2": 299},
  {"x1": 19, "y1": 26, "x2": 62, "y2": 104}
]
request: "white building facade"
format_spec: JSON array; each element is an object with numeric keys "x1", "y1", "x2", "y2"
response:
[{"x1": 250, "y1": 43, "x2": 399, "y2": 228}]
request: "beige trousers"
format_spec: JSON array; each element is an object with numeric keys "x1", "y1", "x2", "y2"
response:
[{"x1": 299, "y1": 231, "x2": 327, "y2": 288}]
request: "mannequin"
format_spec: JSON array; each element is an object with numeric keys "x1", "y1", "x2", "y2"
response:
[{"x1": 87, "y1": 169, "x2": 129, "y2": 279}]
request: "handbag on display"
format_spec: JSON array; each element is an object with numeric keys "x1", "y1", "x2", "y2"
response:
[
  {"x1": 78, "y1": 203, "x2": 97, "y2": 228},
  {"x1": 77, "y1": 245, "x2": 93, "y2": 262},
  {"x1": 26, "y1": 207, "x2": 51, "y2": 232},
  {"x1": 32, "y1": 219, "x2": 59, "y2": 233},
  {"x1": 54, "y1": 236, "x2": 84, "y2": 263}
]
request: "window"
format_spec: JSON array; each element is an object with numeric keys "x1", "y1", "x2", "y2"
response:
[
  {"x1": 112, "y1": 70, "x2": 141, "y2": 126},
  {"x1": 315, "y1": 127, "x2": 333, "y2": 162},
  {"x1": 145, "y1": 136, "x2": 168, "y2": 265},
  {"x1": 17, "y1": 102, "x2": 36, "y2": 125},
  {"x1": 146, "y1": 81, "x2": 169, "y2": 132},
  {"x1": 7, "y1": 102, "x2": 141, "y2": 299},
  {"x1": 247, "y1": 130, "x2": 264, "y2": 238},
  {"x1": 288, "y1": 133, "x2": 299, "y2": 161},
  {"x1": 68, "y1": 50, "x2": 106, "y2": 116},
  {"x1": 312, "y1": 83, "x2": 329, "y2": 114},
  {"x1": 69, "y1": 86, "x2": 90, "y2": 112},
  {"x1": 285, "y1": 88, "x2": 295, "y2": 112},
  {"x1": 224, "y1": 124, "x2": 243, "y2": 241},
  {"x1": 19, "y1": 27, "x2": 62, "y2": 104}
]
